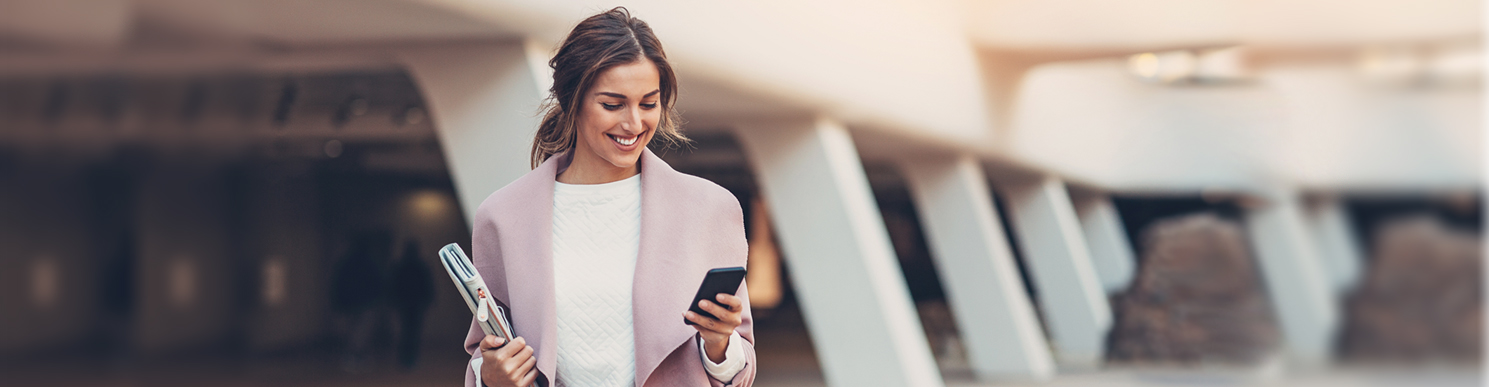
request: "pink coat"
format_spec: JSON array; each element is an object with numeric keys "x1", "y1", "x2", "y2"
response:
[{"x1": 463, "y1": 149, "x2": 757, "y2": 387}]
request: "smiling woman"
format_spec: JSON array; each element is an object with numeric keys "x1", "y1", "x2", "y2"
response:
[
  {"x1": 465, "y1": 7, "x2": 756, "y2": 387},
  {"x1": 559, "y1": 59, "x2": 663, "y2": 184},
  {"x1": 529, "y1": 7, "x2": 686, "y2": 173}
]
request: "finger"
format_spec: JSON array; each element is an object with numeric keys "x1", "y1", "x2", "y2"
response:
[
  {"x1": 481, "y1": 335, "x2": 507, "y2": 350},
  {"x1": 699, "y1": 301, "x2": 742, "y2": 327},
  {"x1": 482, "y1": 346, "x2": 502, "y2": 363},
  {"x1": 495, "y1": 336, "x2": 526, "y2": 360},
  {"x1": 698, "y1": 300, "x2": 728, "y2": 316},
  {"x1": 684, "y1": 311, "x2": 712, "y2": 329},
  {"x1": 719, "y1": 301, "x2": 744, "y2": 325},
  {"x1": 517, "y1": 367, "x2": 539, "y2": 387},
  {"x1": 715, "y1": 293, "x2": 742, "y2": 310},
  {"x1": 686, "y1": 311, "x2": 729, "y2": 334},
  {"x1": 514, "y1": 352, "x2": 537, "y2": 377},
  {"x1": 503, "y1": 342, "x2": 533, "y2": 371},
  {"x1": 513, "y1": 343, "x2": 535, "y2": 363},
  {"x1": 685, "y1": 313, "x2": 709, "y2": 334}
]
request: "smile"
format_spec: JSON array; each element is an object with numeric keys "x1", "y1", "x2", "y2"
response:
[{"x1": 607, "y1": 133, "x2": 639, "y2": 146}]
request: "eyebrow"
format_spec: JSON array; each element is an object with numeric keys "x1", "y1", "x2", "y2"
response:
[{"x1": 596, "y1": 90, "x2": 661, "y2": 99}]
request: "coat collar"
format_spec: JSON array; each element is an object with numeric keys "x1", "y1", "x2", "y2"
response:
[
  {"x1": 504, "y1": 148, "x2": 700, "y2": 387},
  {"x1": 632, "y1": 149, "x2": 705, "y2": 387}
]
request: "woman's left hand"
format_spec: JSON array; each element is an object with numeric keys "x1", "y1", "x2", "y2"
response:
[{"x1": 684, "y1": 293, "x2": 743, "y2": 363}]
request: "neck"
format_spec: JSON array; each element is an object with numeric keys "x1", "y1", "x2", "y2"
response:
[{"x1": 557, "y1": 150, "x2": 639, "y2": 185}]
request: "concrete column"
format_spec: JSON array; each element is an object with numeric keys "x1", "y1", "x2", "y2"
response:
[
  {"x1": 900, "y1": 155, "x2": 1054, "y2": 382},
  {"x1": 1305, "y1": 196, "x2": 1364, "y2": 295},
  {"x1": 1243, "y1": 190, "x2": 1338, "y2": 364},
  {"x1": 997, "y1": 176, "x2": 1112, "y2": 368},
  {"x1": 397, "y1": 40, "x2": 553, "y2": 224},
  {"x1": 735, "y1": 117, "x2": 943, "y2": 387},
  {"x1": 1071, "y1": 191, "x2": 1137, "y2": 294}
]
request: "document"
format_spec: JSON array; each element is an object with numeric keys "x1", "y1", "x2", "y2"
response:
[{"x1": 438, "y1": 243, "x2": 515, "y2": 340}]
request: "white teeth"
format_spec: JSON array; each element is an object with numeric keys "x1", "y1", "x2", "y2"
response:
[{"x1": 611, "y1": 134, "x2": 636, "y2": 146}]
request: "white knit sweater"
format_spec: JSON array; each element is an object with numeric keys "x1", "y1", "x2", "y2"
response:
[
  {"x1": 473, "y1": 174, "x2": 744, "y2": 386},
  {"x1": 551, "y1": 174, "x2": 642, "y2": 387}
]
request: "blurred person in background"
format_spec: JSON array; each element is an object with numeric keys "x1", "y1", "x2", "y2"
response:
[
  {"x1": 390, "y1": 240, "x2": 435, "y2": 370},
  {"x1": 462, "y1": 7, "x2": 756, "y2": 387},
  {"x1": 332, "y1": 229, "x2": 393, "y2": 373}
]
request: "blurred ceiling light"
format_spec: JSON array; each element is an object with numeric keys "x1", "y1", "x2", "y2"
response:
[
  {"x1": 350, "y1": 98, "x2": 370, "y2": 116},
  {"x1": 1358, "y1": 46, "x2": 1423, "y2": 84},
  {"x1": 394, "y1": 104, "x2": 426, "y2": 128},
  {"x1": 1129, "y1": 52, "x2": 1161, "y2": 80},
  {"x1": 31, "y1": 256, "x2": 58, "y2": 309},
  {"x1": 1194, "y1": 47, "x2": 1251, "y2": 82},
  {"x1": 324, "y1": 139, "x2": 344, "y2": 158},
  {"x1": 409, "y1": 190, "x2": 452, "y2": 221},
  {"x1": 1128, "y1": 50, "x2": 1198, "y2": 83},
  {"x1": 262, "y1": 257, "x2": 287, "y2": 307},
  {"x1": 169, "y1": 256, "x2": 198, "y2": 309},
  {"x1": 333, "y1": 96, "x2": 369, "y2": 128},
  {"x1": 1158, "y1": 51, "x2": 1198, "y2": 82}
]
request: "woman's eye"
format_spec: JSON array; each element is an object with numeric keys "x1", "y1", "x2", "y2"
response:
[
  {"x1": 640, "y1": 103, "x2": 658, "y2": 109},
  {"x1": 601, "y1": 103, "x2": 622, "y2": 111}
]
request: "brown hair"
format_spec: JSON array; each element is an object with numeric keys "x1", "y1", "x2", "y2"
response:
[{"x1": 530, "y1": 7, "x2": 686, "y2": 168}]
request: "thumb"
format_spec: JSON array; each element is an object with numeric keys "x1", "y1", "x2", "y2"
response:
[{"x1": 484, "y1": 335, "x2": 507, "y2": 349}]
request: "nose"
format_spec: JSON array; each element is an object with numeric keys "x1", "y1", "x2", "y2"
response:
[{"x1": 623, "y1": 105, "x2": 644, "y2": 134}]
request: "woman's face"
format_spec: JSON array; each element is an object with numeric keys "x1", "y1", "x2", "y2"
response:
[{"x1": 572, "y1": 58, "x2": 662, "y2": 171}]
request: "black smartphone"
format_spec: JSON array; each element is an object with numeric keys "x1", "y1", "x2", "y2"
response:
[{"x1": 685, "y1": 266, "x2": 747, "y2": 325}]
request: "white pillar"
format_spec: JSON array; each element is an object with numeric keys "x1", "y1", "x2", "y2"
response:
[
  {"x1": 735, "y1": 117, "x2": 943, "y2": 387},
  {"x1": 1305, "y1": 196, "x2": 1364, "y2": 295},
  {"x1": 397, "y1": 40, "x2": 553, "y2": 224},
  {"x1": 1243, "y1": 190, "x2": 1338, "y2": 364},
  {"x1": 998, "y1": 176, "x2": 1112, "y2": 368},
  {"x1": 1071, "y1": 191, "x2": 1137, "y2": 294},
  {"x1": 900, "y1": 155, "x2": 1055, "y2": 382}
]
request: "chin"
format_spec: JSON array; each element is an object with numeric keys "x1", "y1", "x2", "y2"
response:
[{"x1": 605, "y1": 153, "x2": 642, "y2": 169}]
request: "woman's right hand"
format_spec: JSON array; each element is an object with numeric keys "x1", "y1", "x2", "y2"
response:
[{"x1": 480, "y1": 335, "x2": 537, "y2": 387}]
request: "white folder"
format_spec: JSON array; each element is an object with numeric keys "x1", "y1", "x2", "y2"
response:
[
  {"x1": 438, "y1": 243, "x2": 516, "y2": 340},
  {"x1": 439, "y1": 244, "x2": 535, "y2": 387}
]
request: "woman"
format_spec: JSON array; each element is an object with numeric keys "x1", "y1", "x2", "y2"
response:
[{"x1": 462, "y1": 7, "x2": 756, "y2": 387}]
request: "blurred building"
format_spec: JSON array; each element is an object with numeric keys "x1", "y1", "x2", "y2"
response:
[{"x1": 0, "y1": 1, "x2": 1480, "y2": 387}]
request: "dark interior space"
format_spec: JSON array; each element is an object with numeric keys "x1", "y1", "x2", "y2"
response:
[{"x1": 0, "y1": 71, "x2": 480, "y2": 385}]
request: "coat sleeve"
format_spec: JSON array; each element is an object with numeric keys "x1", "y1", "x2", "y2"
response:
[
  {"x1": 466, "y1": 319, "x2": 487, "y2": 387},
  {"x1": 708, "y1": 189, "x2": 756, "y2": 387},
  {"x1": 708, "y1": 279, "x2": 756, "y2": 387}
]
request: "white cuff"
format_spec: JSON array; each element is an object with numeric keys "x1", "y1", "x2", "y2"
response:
[
  {"x1": 471, "y1": 357, "x2": 487, "y2": 387},
  {"x1": 697, "y1": 331, "x2": 748, "y2": 382}
]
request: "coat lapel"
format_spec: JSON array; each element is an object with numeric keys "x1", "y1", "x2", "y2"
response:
[
  {"x1": 500, "y1": 152, "x2": 569, "y2": 384},
  {"x1": 631, "y1": 149, "x2": 708, "y2": 387}
]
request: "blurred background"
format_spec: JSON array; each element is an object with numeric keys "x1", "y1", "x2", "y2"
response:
[{"x1": 0, "y1": 1, "x2": 1481, "y2": 386}]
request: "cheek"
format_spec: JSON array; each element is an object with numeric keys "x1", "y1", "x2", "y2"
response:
[
  {"x1": 644, "y1": 110, "x2": 662, "y2": 131},
  {"x1": 579, "y1": 107, "x2": 613, "y2": 135}
]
